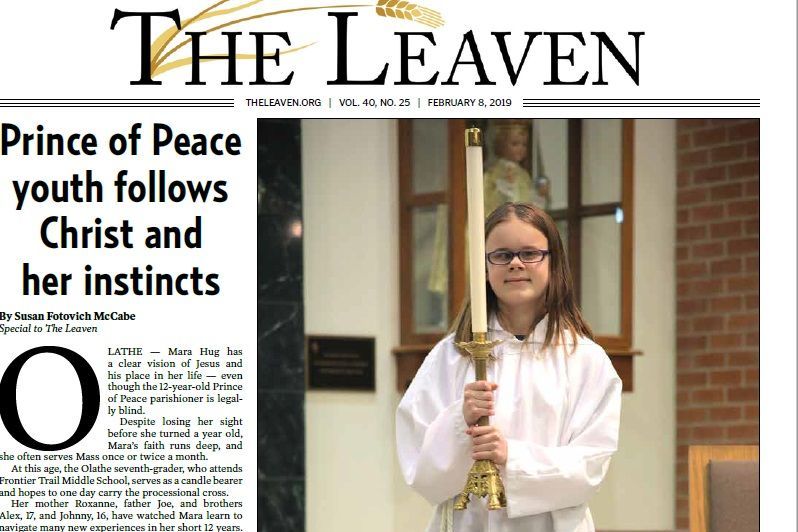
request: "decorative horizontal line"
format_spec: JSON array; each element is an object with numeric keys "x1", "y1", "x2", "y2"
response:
[
  {"x1": 522, "y1": 98, "x2": 760, "y2": 108},
  {"x1": 0, "y1": 98, "x2": 234, "y2": 101},
  {"x1": 524, "y1": 102, "x2": 759, "y2": 107},
  {"x1": 523, "y1": 104, "x2": 759, "y2": 108},
  {"x1": 0, "y1": 98, "x2": 234, "y2": 108},
  {"x1": 522, "y1": 98, "x2": 759, "y2": 101},
  {"x1": 522, "y1": 102, "x2": 760, "y2": 105},
  {"x1": 0, "y1": 105, "x2": 234, "y2": 108}
]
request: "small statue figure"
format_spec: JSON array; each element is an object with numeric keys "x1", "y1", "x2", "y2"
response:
[
  {"x1": 484, "y1": 121, "x2": 533, "y2": 214},
  {"x1": 484, "y1": 120, "x2": 552, "y2": 212}
]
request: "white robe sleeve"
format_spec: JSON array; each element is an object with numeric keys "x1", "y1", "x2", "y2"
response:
[
  {"x1": 395, "y1": 340, "x2": 474, "y2": 505},
  {"x1": 502, "y1": 346, "x2": 622, "y2": 519}
]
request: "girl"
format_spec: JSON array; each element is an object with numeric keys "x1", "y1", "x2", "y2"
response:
[{"x1": 396, "y1": 202, "x2": 621, "y2": 532}]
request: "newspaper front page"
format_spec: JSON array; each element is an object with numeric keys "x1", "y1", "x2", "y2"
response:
[{"x1": 0, "y1": 1, "x2": 794, "y2": 531}]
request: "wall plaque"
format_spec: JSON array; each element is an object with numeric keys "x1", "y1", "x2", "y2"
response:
[{"x1": 306, "y1": 336, "x2": 375, "y2": 391}]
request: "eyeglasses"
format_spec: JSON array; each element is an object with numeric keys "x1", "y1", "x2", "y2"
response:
[{"x1": 486, "y1": 249, "x2": 550, "y2": 265}]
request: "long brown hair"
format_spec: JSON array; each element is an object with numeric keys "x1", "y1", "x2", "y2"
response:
[{"x1": 449, "y1": 202, "x2": 594, "y2": 352}]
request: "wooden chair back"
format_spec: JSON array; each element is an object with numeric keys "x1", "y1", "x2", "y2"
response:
[{"x1": 688, "y1": 444, "x2": 759, "y2": 532}]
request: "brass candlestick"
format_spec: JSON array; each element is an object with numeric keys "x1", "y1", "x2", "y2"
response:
[{"x1": 454, "y1": 332, "x2": 506, "y2": 510}]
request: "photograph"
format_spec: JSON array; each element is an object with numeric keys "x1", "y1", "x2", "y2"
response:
[{"x1": 257, "y1": 118, "x2": 760, "y2": 531}]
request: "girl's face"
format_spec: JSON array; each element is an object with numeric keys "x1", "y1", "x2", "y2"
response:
[{"x1": 485, "y1": 214, "x2": 550, "y2": 313}]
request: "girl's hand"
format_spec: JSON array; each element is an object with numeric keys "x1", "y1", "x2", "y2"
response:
[
  {"x1": 462, "y1": 381, "x2": 497, "y2": 426},
  {"x1": 466, "y1": 425, "x2": 508, "y2": 465}
]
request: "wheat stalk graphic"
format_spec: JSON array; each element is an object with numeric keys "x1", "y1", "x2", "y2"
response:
[
  {"x1": 148, "y1": 0, "x2": 445, "y2": 79},
  {"x1": 375, "y1": 0, "x2": 443, "y2": 28}
]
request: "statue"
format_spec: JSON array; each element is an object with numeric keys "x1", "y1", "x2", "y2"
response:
[{"x1": 484, "y1": 120, "x2": 552, "y2": 212}]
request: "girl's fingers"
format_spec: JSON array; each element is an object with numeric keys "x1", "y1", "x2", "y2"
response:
[
  {"x1": 465, "y1": 390, "x2": 494, "y2": 402},
  {"x1": 468, "y1": 381, "x2": 498, "y2": 391},
  {"x1": 468, "y1": 425, "x2": 498, "y2": 437},
  {"x1": 473, "y1": 433, "x2": 499, "y2": 445},
  {"x1": 472, "y1": 451, "x2": 498, "y2": 460}
]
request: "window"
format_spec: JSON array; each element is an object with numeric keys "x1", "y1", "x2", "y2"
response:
[{"x1": 394, "y1": 119, "x2": 639, "y2": 391}]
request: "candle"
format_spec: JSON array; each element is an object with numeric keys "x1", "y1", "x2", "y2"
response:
[{"x1": 464, "y1": 128, "x2": 487, "y2": 333}]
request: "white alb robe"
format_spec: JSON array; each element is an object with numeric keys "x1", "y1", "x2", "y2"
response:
[{"x1": 396, "y1": 315, "x2": 621, "y2": 532}]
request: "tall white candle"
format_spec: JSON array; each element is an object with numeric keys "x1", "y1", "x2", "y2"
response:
[{"x1": 465, "y1": 129, "x2": 487, "y2": 333}]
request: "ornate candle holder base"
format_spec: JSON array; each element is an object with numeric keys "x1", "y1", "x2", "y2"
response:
[
  {"x1": 455, "y1": 333, "x2": 506, "y2": 510},
  {"x1": 453, "y1": 459, "x2": 507, "y2": 510}
]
